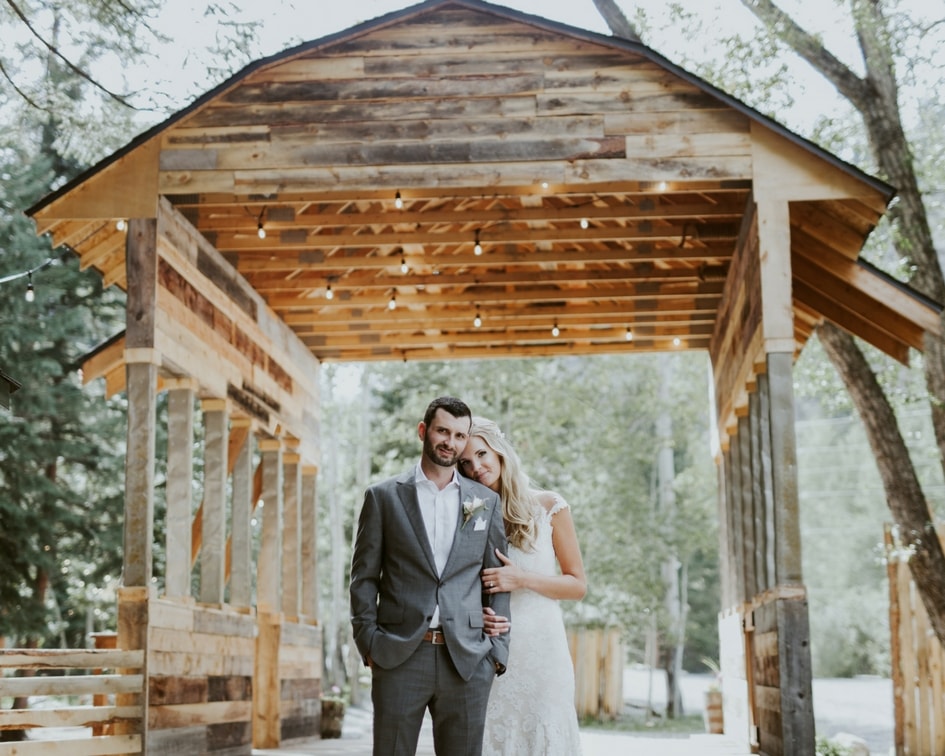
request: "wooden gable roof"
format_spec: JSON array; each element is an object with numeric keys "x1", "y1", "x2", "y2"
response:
[{"x1": 27, "y1": 0, "x2": 941, "y2": 367}]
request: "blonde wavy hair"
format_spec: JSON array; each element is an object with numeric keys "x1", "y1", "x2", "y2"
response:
[{"x1": 467, "y1": 417, "x2": 539, "y2": 551}]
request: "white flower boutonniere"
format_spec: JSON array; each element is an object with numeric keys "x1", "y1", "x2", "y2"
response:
[{"x1": 462, "y1": 496, "x2": 486, "y2": 529}]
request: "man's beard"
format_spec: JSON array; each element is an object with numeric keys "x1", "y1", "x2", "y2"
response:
[{"x1": 424, "y1": 437, "x2": 458, "y2": 467}]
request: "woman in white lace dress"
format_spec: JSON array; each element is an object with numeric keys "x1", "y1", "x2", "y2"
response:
[{"x1": 458, "y1": 417, "x2": 587, "y2": 756}]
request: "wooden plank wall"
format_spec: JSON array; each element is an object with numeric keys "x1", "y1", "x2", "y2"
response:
[
  {"x1": 147, "y1": 599, "x2": 256, "y2": 755},
  {"x1": 161, "y1": 7, "x2": 754, "y2": 195},
  {"x1": 277, "y1": 621, "x2": 323, "y2": 743},
  {"x1": 155, "y1": 197, "x2": 320, "y2": 462},
  {"x1": 747, "y1": 592, "x2": 812, "y2": 756},
  {"x1": 886, "y1": 525, "x2": 945, "y2": 756},
  {"x1": 710, "y1": 200, "x2": 763, "y2": 444}
]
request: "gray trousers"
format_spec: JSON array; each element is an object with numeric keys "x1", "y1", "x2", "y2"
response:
[{"x1": 371, "y1": 641, "x2": 495, "y2": 756}]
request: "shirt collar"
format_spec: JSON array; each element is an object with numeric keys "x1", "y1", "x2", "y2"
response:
[{"x1": 414, "y1": 462, "x2": 461, "y2": 488}]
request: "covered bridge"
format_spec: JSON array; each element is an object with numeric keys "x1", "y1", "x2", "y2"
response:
[{"x1": 20, "y1": 1, "x2": 942, "y2": 754}]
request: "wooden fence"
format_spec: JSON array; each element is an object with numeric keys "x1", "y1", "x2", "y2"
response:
[
  {"x1": 568, "y1": 626, "x2": 623, "y2": 720},
  {"x1": 886, "y1": 524, "x2": 945, "y2": 756},
  {"x1": 0, "y1": 647, "x2": 144, "y2": 755}
]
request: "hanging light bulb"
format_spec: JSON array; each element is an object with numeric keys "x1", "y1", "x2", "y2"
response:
[
  {"x1": 473, "y1": 308, "x2": 482, "y2": 328},
  {"x1": 474, "y1": 229, "x2": 483, "y2": 256},
  {"x1": 388, "y1": 292, "x2": 397, "y2": 310},
  {"x1": 25, "y1": 272, "x2": 34, "y2": 303},
  {"x1": 257, "y1": 222, "x2": 266, "y2": 239},
  {"x1": 551, "y1": 321, "x2": 560, "y2": 338},
  {"x1": 400, "y1": 256, "x2": 408, "y2": 274},
  {"x1": 625, "y1": 327, "x2": 633, "y2": 342},
  {"x1": 672, "y1": 337, "x2": 681, "y2": 347},
  {"x1": 580, "y1": 218, "x2": 589, "y2": 229},
  {"x1": 394, "y1": 191, "x2": 404, "y2": 210},
  {"x1": 116, "y1": 219, "x2": 126, "y2": 232},
  {"x1": 326, "y1": 283, "x2": 333, "y2": 300}
]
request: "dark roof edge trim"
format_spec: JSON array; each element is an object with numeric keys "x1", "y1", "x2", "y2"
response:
[
  {"x1": 856, "y1": 258, "x2": 943, "y2": 314},
  {"x1": 26, "y1": 0, "x2": 895, "y2": 218}
]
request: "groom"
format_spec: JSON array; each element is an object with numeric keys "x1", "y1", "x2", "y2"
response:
[{"x1": 350, "y1": 396, "x2": 510, "y2": 756}]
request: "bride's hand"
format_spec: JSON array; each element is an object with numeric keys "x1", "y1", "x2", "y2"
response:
[
  {"x1": 482, "y1": 549, "x2": 526, "y2": 593},
  {"x1": 482, "y1": 607, "x2": 510, "y2": 637}
]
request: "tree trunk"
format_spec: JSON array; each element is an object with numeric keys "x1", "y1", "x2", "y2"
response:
[
  {"x1": 818, "y1": 323, "x2": 945, "y2": 642},
  {"x1": 739, "y1": 0, "x2": 945, "y2": 649}
]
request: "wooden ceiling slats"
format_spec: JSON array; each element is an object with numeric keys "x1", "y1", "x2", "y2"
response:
[
  {"x1": 792, "y1": 279, "x2": 910, "y2": 365},
  {"x1": 243, "y1": 265, "x2": 725, "y2": 292},
  {"x1": 186, "y1": 196, "x2": 747, "y2": 232},
  {"x1": 793, "y1": 235, "x2": 941, "y2": 336}
]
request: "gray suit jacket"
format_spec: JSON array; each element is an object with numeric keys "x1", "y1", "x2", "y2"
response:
[{"x1": 350, "y1": 468, "x2": 511, "y2": 681}]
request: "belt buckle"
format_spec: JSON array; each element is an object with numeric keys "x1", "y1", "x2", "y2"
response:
[{"x1": 428, "y1": 629, "x2": 445, "y2": 645}]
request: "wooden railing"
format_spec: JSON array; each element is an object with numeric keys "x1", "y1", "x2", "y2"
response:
[{"x1": 0, "y1": 647, "x2": 144, "y2": 755}]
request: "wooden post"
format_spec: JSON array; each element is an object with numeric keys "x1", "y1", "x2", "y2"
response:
[
  {"x1": 257, "y1": 439, "x2": 283, "y2": 615},
  {"x1": 254, "y1": 612, "x2": 281, "y2": 748},
  {"x1": 123, "y1": 217, "x2": 158, "y2": 589},
  {"x1": 738, "y1": 415, "x2": 756, "y2": 600},
  {"x1": 282, "y1": 452, "x2": 302, "y2": 618},
  {"x1": 766, "y1": 359, "x2": 803, "y2": 586},
  {"x1": 718, "y1": 449, "x2": 737, "y2": 608},
  {"x1": 301, "y1": 465, "x2": 319, "y2": 620},
  {"x1": 165, "y1": 381, "x2": 196, "y2": 599},
  {"x1": 748, "y1": 388, "x2": 767, "y2": 593},
  {"x1": 200, "y1": 399, "x2": 228, "y2": 605},
  {"x1": 730, "y1": 420, "x2": 746, "y2": 603},
  {"x1": 230, "y1": 419, "x2": 253, "y2": 608}
]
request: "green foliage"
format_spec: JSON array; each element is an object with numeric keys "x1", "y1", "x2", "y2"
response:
[
  {"x1": 816, "y1": 735, "x2": 855, "y2": 756},
  {"x1": 0, "y1": 146, "x2": 126, "y2": 645}
]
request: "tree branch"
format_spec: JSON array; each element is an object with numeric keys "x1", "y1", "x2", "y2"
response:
[
  {"x1": 3, "y1": 0, "x2": 137, "y2": 109},
  {"x1": 591, "y1": 0, "x2": 643, "y2": 44},
  {"x1": 0, "y1": 57, "x2": 47, "y2": 112},
  {"x1": 740, "y1": 0, "x2": 871, "y2": 109}
]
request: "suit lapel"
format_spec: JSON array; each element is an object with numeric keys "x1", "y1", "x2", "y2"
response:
[
  {"x1": 441, "y1": 480, "x2": 487, "y2": 577},
  {"x1": 396, "y1": 474, "x2": 438, "y2": 575}
]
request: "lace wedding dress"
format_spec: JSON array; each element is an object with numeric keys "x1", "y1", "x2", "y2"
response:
[{"x1": 482, "y1": 495, "x2": 582, "y2": 755}]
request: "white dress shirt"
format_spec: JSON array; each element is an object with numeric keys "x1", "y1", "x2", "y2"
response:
[{"x1": 415, "y1": 463, "x2": 461, "y2": 628}]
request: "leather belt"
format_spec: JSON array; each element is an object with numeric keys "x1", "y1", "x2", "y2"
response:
[{"x1": 423, "y1": 629, "x2": 445, "y2": 645}]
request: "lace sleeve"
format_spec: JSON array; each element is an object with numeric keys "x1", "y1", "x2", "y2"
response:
[{"x1": 547, "y1": 492, "x2": 569, "y2": 517}]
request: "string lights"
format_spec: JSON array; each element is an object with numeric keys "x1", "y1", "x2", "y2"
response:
[
  {"x1": 551, "y1": 321, "x2": 560, "y2": 338},
  {"x1": 473, "y1": 229, "x2": 483, "y2": 256},
  {"x1": 625, "y1": 327, "x2": 633, "y2": 342},
  {"x1": 394, "y1": 191, "x2": 404, "y2": 210},
  {"x1": 325, "y1": 283, "x2": 333, "y2": 300},
  {"x1": 257, "y1": 207, "x2": 267, "y2": 239},
  {"x1": 473, "y1": 307, "x2": 482, "y2": 328},
  {"x1": 400, "y1": 255, "x2": 408, "y2": 274},
  {"x1": 0, "y1": 255, "x2": 59, "y2": 303},
  {"x1": 388, "y1": 291, "x2": 397, "y2": 310}
]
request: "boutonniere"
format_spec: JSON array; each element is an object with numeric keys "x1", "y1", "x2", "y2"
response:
[{"x1": 461, "y1": 496, "x2": 486, "y2": 528}]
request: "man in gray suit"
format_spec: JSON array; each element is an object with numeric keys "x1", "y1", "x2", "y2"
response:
[{"x1": 350, "y1": 396, "x2": 511, "y2": 756}]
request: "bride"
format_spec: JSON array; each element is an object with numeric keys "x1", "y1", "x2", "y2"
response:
[{"x1": 459, "y1": 417, "x2": 587, "y2": 756}]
